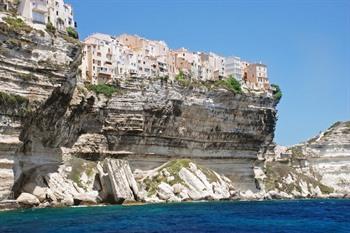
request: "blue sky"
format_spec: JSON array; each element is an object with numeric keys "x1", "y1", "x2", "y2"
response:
[{"x1": 66, "y1": 0, "x2": 350, "y2": 146}]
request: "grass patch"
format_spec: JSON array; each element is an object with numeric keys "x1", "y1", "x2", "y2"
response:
[
  {"x1": 0, "y1": 91, "x2": 28, "y2": 106},
  {"x1": 143, "y1": 159, "x2": 192, "y2": 197},
  {"x1": 3, "y1": 16, "x2": 32, "y2": 33},
  {"x1": 142, "y1": 159, "x2": 221, "y2": 197},
  {"x1": 0, "y1": 91, "x2": 29, "y2": 116},
  {"x1": 86, "y1": 84, "x2": 119, "y2": 98}
]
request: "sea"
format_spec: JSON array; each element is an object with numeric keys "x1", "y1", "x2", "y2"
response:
[{"x1": 0, "y1": 199, "x2": 349, "y2": 233}]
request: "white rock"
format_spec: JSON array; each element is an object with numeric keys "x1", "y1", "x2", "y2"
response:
[
  {"x1": 172, "y1": 183, "x2": 185, "y2": 194},
  {"x1": 73, "y1": 193, "x2": 98, "y2": 204},
  {"x1": 179, "y1": 190, "x2": 190, "y2": 200},
  {"x1": 16, "y1": 193, "x2": 40, "y2": 207},
  {"x1": 167, "y1": 176, "x2": 175, "y2": 182},
  {"x1": 157, "y1": 182, "x2": 174, "y2": 200}
]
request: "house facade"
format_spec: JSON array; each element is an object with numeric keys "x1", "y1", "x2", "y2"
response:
[
  {"x1": 17, "y1": 0, "x2": 75, "y2": 31},
  {"x1": 81, "y1": 33, "x2": 271, "y2": 92},
  {"x1": 243, "y1": 63, "x2": 270, "y2": 91}
]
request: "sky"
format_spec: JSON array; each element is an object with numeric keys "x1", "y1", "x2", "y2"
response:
[{"x1": 66, "y1": 0, "x2": 350, "y2": 146}]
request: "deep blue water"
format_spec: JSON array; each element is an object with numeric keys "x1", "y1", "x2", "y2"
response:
[{"x1": 0, "y1": 199, "x2": 349, "y2": 233}]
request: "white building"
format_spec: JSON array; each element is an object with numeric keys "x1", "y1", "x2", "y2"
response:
[
  {"x1": 82, "y1": 33, "x2": 117, "y2": 84},
  {"x1": 17, "y1": 0, "x2": 75, "y2": 31},
  {"x1": 225, "y1": 56, "x2": 243, "y2": 81}
]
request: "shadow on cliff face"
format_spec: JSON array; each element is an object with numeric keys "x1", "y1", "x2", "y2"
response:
[{"x1": 12, "y1": 164, "x2": 60, "y2": 199}]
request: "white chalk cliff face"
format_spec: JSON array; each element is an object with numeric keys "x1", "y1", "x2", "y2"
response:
[
  {"x1": 295, "y1": 122, "x2": 350, "y2": 193},
  {"x1": 260, "y1": 121, "x2": 350, "y2": 198}
]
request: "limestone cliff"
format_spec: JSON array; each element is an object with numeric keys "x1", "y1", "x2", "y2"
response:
[
  {"x1": 261, "y1": 121, "x2": 350, "y2": 198},
  {"x1": 0, "y1": 12, "x2": 81, "y2": 201},
  {"x1": 0, "y1": 11, "x2": 279, "y2": 208}
]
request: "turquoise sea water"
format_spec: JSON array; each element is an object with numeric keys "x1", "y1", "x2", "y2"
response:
[{"x1": 0, "y1": 199, "x2": 349, "y2": 233}]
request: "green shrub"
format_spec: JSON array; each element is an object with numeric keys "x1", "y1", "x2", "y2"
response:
[
  {"x1": 86, "y1": 84, "x2": 118, "y2": 97},
  {"x1": 0, "y1": 91, "x2": 29, "y2": 116},
  {"x1": 0, "y1": 91, "x2": 28, "y2": 106},
  {"x1": 214, "y1": 75, "x2": 242, "y2": 94},
  {"x1": 175, "y1": 70, "x2": 190, "y2": 87},
  {"x1": 271, "y1": 84, "x2": 282, "y2": 104},
  {"x1": 46, "y1": 22, "x2": 56, "y2": 34},
  {"x1": 66, "y1": 26, "x2": 78, "y2": 39},
  {"x1": 3, "y1": 16, "x2": 32, "y2": 33}
]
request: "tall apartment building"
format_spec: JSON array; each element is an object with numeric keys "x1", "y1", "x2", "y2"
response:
[
  {"x1": 225, "y1": 56, "x2": 243, "y2": 81},
  {"x1": 17, "y1": 0, "x2": 76, "y2": 31}
]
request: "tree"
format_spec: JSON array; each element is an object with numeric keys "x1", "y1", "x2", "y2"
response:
[{"x1": 271, "y1": 84, "x2": 282, "y2": 104}]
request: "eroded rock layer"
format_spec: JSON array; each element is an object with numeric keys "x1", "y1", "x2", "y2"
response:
[
  {"x1": 0, "y1": 11, "x2": 277, "y2": 205},
  {"x1": 0, "y1": 12, "x2": 81, "y2": 201}
]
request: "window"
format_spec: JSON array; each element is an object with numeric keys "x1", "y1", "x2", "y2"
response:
[{"x1": 32, "y1": 12, "x2": 45, "y2": 24}]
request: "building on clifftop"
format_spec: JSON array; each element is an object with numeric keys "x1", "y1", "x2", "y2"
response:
[
  {"x1": 17, "y1": 0, "x2": 76, "y2": 31},
  {"x1": 81, "y1": 33, "x2": 271, "y2": 92}
]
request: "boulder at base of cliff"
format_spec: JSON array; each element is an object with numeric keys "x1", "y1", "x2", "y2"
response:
[
  {"x1": 16, "y1": 158, "x2": 139, "y2": 206},
  {"x1": 16, "y1": 193, "x2": 40, "y2": 207},
  {"x1": 96, "y1": 158, "x2": 139, "y2": 204},
  {"x1": 136, "y1": 159, "x2": 237, "y2": 203}
]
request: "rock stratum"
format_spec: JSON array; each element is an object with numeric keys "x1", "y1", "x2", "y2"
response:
[{"x1": 0, "y1": 12, "x2": 349, "y2": 210}]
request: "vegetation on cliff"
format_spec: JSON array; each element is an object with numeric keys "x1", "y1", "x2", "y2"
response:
[
  {"x1": 175, "y1": 70, "x2": 190, "y2": 86},
  {"x1": 0, "y1": 91, "x2": 29, "y2": 116},
  {"x1": 86, "y1": 84, "x2": 119, "y2": 97},
  {"x1": 265, "y1": 162, "x2": 334, "y2": 194},
  {"x1": 46, "y1": 22, "x2": 56, "y2": 34},
  {"x1": 271, "y1": 84, "x2": 282, "y2": 104},
  {"x1": 142, "y1": 159, "x2": 221, "y2": 197},
  {"x1": 66, "y1": 26, "x2": 79, "y2": 39},
  {"x1": 2, "y1": 16, "x2": 32, "y2": 33},
  {"x1": 214, "y1": 75, "x2": 242, "y2": 94},
  {"x1": 175, "y1": 72, "x2": 242, "y2": 94}
]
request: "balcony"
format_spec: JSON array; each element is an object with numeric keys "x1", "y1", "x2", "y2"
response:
[
  {"x1": 97, "y1": 67, "x2": 112, "y2": 77},
  {"x1": 32, "y1": 2, "x2": 47, "y2": 13}
]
